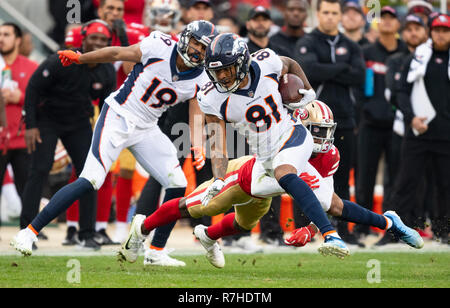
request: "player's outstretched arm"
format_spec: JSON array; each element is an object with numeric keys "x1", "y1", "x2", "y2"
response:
[{"x1": 58, "y1": 43, "x2": 142, "y2": 66}]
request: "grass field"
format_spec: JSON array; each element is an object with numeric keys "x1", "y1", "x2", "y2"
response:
[{"x1": 1, "y1": 252, "x2": 449, "y2": 288}]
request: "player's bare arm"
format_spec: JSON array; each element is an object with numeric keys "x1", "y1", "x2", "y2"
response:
[
  {"x1": 205, "y1": 114, "x2": 228, "y2": 180},
  {"x1": 189, "y1": 97, "x2": 206, "y2": 170}
]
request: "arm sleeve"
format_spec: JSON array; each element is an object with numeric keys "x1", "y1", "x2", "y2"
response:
[
  {"x1": 396, "y1": 56, "x2": 415, "y2": 125},
  {"x1": 24, "y1": 55, "x2": 60, "y2": 128},
  {"x1": 294, "y1": 37, "x2": 349, "y2": 83}
]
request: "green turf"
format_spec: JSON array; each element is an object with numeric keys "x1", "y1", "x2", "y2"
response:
[{"x1": 0, "y1": 252, "x2": 449, "y2": 288}]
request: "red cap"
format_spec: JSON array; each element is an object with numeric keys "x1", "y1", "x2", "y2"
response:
[
  {"x1": 84, "y1": 22, "x2": 111, "y2": 38},
  {"x1": 431, "y1": 14, "x2": 450, "y2": 29}
]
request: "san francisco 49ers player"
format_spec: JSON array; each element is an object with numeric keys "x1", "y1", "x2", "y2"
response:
[
  {"x1": 10, "y1": 20, "x2": 218, "y2": 257},
  {"x1": 284, "y1": 101, "x2": 424, "y2": 250},
  {"x1": 118, "y1": 100, "x2": 423, "y2": 269}
]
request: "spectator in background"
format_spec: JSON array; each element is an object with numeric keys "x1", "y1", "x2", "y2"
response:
[
  {"x1": 294, "y1": 0, "x2": 365, "y2": 246},
  {"x1": 93, "y1": 0, "x2": 146, "y2": 25},
  {"x1": 216, "y1": 16, "x2": 241, "y2": 34},
  {"x1": 269, "y1": 0, "x2": 309, "y2": 58},
  {"x1": 48, "y1": 0, "x2": 97, "y2": 45},
  {"x1": 378, "y1": 14, "x2": 429, "y2": 245},
  {"x1": 18, "y1": 31, "x2": 34, "y2": 58},
  {"x1": 385, "y1": 14, "x2": 450, "y2": 245},
  {"x1": 186, "y1": 0, "x2": 215, "y2": 24},
  {"x1": 0, "y1": 23, "x2": 38, "y2": 216},
  {"x1": 20, "y1": 21, "x2": 116, "y2": 250},
  {"x1": 407, "y1": 0, "x2": 433, "y2": 25},
  {"x1": 341, "y1": 2, "x2": 368, "y2": 230},
  {"x1": 341, "y1": 2, "x2": 370, "y2": 47},
  {"x1": 245, "y1": 6, "x2": 290, "y2": 56},
  {"x1": 356, "y1": 6, "x2": 408, "y2": 239}
]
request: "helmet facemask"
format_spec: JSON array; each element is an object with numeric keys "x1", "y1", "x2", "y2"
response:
[
  {"x1": 206, "y1": 55, "x2": 250, "y2": 93},
  {"x1": 296, "y1": 100, "x2": 337, "y2": 154},
  {"x1": 305, "y1": 121, "x2": 336, "y2": 153},
  {"x1": 177, "y1": 21, "x2": 215, "y2": 68}
]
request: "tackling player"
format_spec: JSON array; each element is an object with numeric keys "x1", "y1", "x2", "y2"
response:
[
  {"x1": 10, "y1": 20, "x2": 218, "y2": 256},
  {"x1": 119, "y1": 100, "x2": 423, "y2": 268}
]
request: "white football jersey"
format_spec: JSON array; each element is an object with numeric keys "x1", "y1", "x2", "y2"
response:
[
  {"x1": 105, "y1": 31, "x2": 209, "y2": 128},
  {"x1": 197, "y1": 49, "x2": 297, "y2": 161}
]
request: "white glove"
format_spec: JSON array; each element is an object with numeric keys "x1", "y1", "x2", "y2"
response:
[
  {"x1": 201, "y1": 178, "x2": 225, "y2": 206},
  {"x1": 287, "y1": 88, "x2": 316, "y2": 110}
]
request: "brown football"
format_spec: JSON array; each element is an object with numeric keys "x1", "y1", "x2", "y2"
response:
[{"x1": 279, "y1": 73, "x2": 304, "y2": 105}]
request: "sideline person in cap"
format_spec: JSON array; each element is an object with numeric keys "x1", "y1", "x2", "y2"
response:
[
  {"x1": 385, "y1": 13, "x2": 450, "y2": 245},
  {"x1": 376, "y1": 13, "x2": 430, "y2": 245}
]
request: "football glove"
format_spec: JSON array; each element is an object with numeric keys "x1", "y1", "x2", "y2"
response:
[
  {"x1": 284, "y1": 225, "x2": 317, "y2": 247},
  {"x1": 191, "y1": 146, "x2": 206, "y2": 171},
  {"x1": 57, "y1": 50, "x2": 82, "y2": 66},
  {"x1": 287, "y1": 88, "x2": 316, "y2": 109},
  {"x1": 299, "y1": 172, "x2": 320, "y2": 190},
  {"x1": 201, "y1": 177, "x2": 225, "y2": 206}
]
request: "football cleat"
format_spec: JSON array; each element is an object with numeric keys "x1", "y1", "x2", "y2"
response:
[
  {"x1": 117, "y1": 214, "x2": 146, "y2": 263},
  {"x1": 384, "y1": 211, "x2": 424, "y2": 249},
  {"x1": 10, "y1": 228, "x2": 38, "y2": 256},
  {"x1": 318, "y1": 234, "x2": 350, "y2": 259},
  {"x1": 143, "y1": 248, "x2": 186, "y2": 267},
  {"x1": 193, "y1": 224, "x2": 225, "y2": 268}
]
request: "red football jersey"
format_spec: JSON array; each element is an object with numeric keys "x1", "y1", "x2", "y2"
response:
[{"x1": 309, "y1": 145, "x2": 340, "y2": 178}]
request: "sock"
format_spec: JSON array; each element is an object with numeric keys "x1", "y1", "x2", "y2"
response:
[
  {"x1": 30, "y1": 178, "x2": 94, "y2": 233},
  {"x1": 151, "y1": 187, "x2": 186, "y2": 249},
  {"x1": 341, "y1": 200, "x2": 389, "y2": 230},
  {"x1": 206, "y1": 213, "x2": 240, "y2": 240},
  {"x1": 278, "y1": 173, "x2": 335, "y2": 236},
  {"x1": 143, "y1": 197, "x2": 182, "y2": 232},
  {"x1": 116, "y1": 176, "x2": 133, "y2": 223},
  {"x1": 96, "y1": 172, "x2": 113, "y2": 223},
  {"x1": 66, "y1": 220, "x2": 79, "y2": 229},
  {"x1": 96, "y1": 221, "x2": 107, "y2": 232}
]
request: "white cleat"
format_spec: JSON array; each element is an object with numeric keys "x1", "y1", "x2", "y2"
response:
[
  {"x1": 117, "y1": 214, "x2": 146, "y2": 263},
  {"x1": 193, "y1": 224, "x2": 225, "y2": 268},
  {"x1": 144, "y1": 248, "x2": 186, "y2": 267},
  {"x1": 10, "y1": 228, "x2": 38, "y2": 256}
]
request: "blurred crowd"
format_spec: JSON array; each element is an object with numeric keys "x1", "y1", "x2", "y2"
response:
[{"x1": 0, "y1": 0, "x2": 448, "y2": 252}]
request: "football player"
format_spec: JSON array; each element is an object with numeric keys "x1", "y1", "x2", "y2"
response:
[
  {"x1": 118, "y1": 100, "x2": 423, "y2": 268},
  {"x1": 284, "y1": 101, "x2": 424, "y2": 250},
  {"x1": 10, "y1": 20, "x2": 218, "y2": 257},
  {"x1": 196, "y1": 33, "x2": 350, "y2": 258}
]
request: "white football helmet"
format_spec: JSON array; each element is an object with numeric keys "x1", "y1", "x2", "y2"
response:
[
  {"x1": 146, "y1": 0, "x2": 181, "y2": 34},
  {"x1": 295, "y1": 100, "x2": 337, "y2": 153}
]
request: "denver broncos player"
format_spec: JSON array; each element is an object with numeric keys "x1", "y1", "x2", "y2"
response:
[
  {"x1": 11, "y1": 20, "x2": 218, "y2": 256},
  {"x1": 118, "y1": 100, "x2": 422, "y2": 268},
  {"x1": 196, "y1": 33, "x2": 351, "y2": 258}
]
